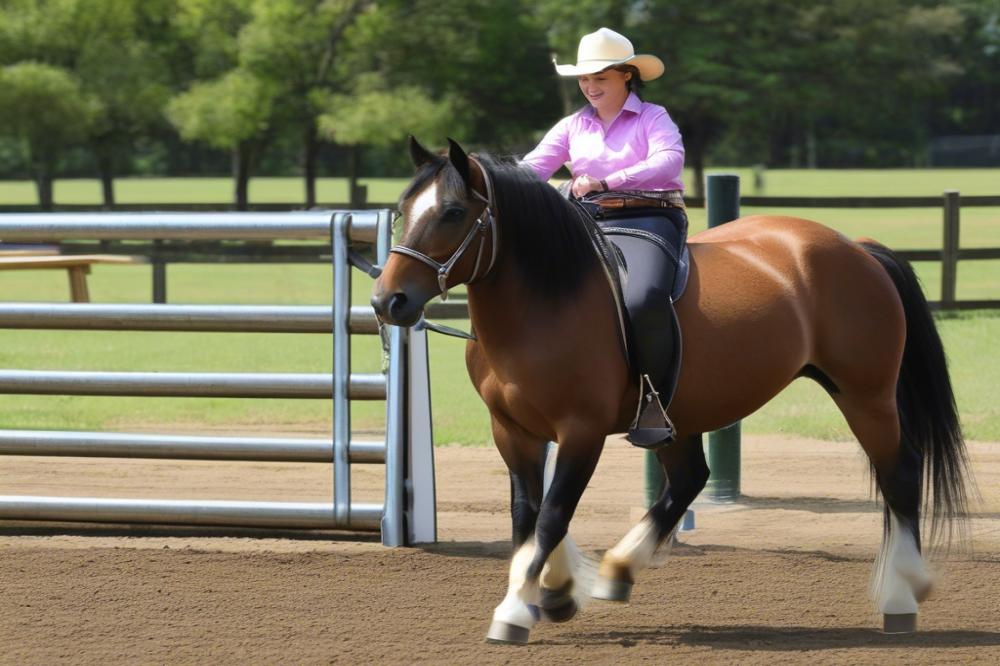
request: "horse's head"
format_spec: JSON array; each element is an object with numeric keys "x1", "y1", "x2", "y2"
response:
[{"x1": 371, "y1": 136, "x2": 497, "y2": 327}]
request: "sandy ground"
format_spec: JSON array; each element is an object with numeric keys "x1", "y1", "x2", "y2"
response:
[{"x1": 1, "y1": 434, "x2": 999, "y2": 664}]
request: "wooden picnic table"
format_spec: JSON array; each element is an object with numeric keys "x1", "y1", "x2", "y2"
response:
[{"x1": 0, "y1": 254, "x2": 146, "y2": 302}]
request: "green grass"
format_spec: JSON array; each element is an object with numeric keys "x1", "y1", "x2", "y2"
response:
[
  {"x1": 742, "y1": 310, "x2": 1000, "y2": 441},
  {"x1": 0, "y1": 177, "x2": 411, "y2": 205},
  {"x1": 1, "y1": 170, "x2": 998, "y2": 444},
  {"x1": 1, "y1": 167, "x2": 998, "y2": 205}
]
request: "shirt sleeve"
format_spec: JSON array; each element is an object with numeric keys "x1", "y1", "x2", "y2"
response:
[
  {"x1": 520, "y1": 115, "x2": 572, "y2": 182},
  {"x1": 603, "y1": 107, "x2": 684, "y2": 190}
]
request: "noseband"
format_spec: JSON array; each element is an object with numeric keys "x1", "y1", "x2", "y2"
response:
[{"x1": 389, "y1": 157, "x2": 499, "y2": 301}]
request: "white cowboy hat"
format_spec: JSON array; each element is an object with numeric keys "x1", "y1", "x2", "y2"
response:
[{"x1": 553, "y1": 28, "x2": 664, "y2": 81}]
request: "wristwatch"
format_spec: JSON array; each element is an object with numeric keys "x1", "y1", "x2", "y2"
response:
[{"x1": 599, "y1": 179, "x2": 609, "y2": 192}]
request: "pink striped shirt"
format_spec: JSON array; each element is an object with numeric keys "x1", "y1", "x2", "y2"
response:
[{"x1": 522, "y1": 92, "x2": 685, "y2": 192}]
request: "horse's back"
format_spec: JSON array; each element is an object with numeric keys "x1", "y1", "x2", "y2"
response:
[{"x1": 669, "y1": 214, "x2": 904, "y2": 435}]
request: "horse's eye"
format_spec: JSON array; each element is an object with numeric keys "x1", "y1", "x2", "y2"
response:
[{"x1": 441, "y1": 206, "x2": 466, "y2": 221}]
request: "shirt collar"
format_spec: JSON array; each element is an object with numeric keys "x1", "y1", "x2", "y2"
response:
[{"x1": 622, "y1": 92, "x2": 642, "y2": 114}]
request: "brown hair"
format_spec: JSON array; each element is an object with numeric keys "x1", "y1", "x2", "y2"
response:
[{"x1": 611, "y1": 64, "x2": 644, "y2": 98}]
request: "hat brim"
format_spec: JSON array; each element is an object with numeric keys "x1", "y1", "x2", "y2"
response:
[{"x1": 554, "y1": 54, "x2": 664, "y2": 81}]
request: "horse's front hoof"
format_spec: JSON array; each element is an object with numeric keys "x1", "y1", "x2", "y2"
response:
[
  {"x1": 883, "y1": 613, "x2": 918, "y2": 634},
  {"x1": 539, "y1": 585, "x2": 578, "y2": 623},
  {"x1": 592, "y1": 576, "x2": 632, "y2": 602},
  {"x1": 486, "y1": 620, "x2": 531, "y2": 644}
]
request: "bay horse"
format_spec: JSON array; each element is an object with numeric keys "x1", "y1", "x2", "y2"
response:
[{"x1": 371, "y1": 137, "x2": 970, "y2": 644}]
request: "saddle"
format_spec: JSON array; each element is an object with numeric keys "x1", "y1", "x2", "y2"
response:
[{"x1": 578, "y1": 196, "x2": 689, "y2": 449}]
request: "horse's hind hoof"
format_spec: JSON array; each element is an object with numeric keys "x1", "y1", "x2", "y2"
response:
[
  {"x1": 539, "y1": 596, "x2": 578, "y2": 623},
  {"x1": 539, "y1": 582, "x2": 578, "y2": 623},
  {"x1": 883, "y1": 613, "x2": 918, "y2": 634},
  {"x1": 486, "y1": 620, "x2": 531, "y2": 644},
  {"x1": 591, "y1": 577, "x2": 632, "y2": 602}
]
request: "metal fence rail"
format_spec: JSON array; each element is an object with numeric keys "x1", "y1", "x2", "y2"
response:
[
  {"x1": 0, "y1": 429, "x2": 385, "y2": 463},
  {"x1": 0, "y1": 496, "x2": 382, "y2": 530},
  {"x1": 0, "y1": 211, "x2": 375, "y2": 242},
  {"x1": 0, "y1": 369, "x2": 385, "y2": 399},
  {"x1": 0, "y1": 210, "x2": 436, "y2": 546},
  {"x1": 0, "y1": 303, "x2": 378, "y2": 333}
]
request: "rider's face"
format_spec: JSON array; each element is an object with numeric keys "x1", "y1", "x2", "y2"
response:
[{"x1": 577, "y1": 68, "x2": 631, "y2": 115}]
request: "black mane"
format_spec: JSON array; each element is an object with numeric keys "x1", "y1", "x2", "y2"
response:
[
  {"x1": 399, "y1": 152, "x2": 602, "y2": 302},
  {"x1": 474, "y1": 153, "x2": 601, "y2": 302}
]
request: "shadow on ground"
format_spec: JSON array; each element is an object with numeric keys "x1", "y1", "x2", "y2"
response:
[{"x1": 554, "y1": 624, "x2": 1000, "y2": 650}]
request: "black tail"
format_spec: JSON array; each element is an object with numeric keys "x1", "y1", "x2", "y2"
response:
[{"x1": 860, "y1": 241, "x2": 970, "y2": 545}]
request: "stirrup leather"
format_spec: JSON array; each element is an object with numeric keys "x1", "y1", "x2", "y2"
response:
[{"x1": 626, "y1": 374, "x2": 676, "y2": 449}]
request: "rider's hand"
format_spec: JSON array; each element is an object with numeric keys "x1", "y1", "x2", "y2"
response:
[{"x1": 571, "y1": 175, "x2": 605, "y2": 198}]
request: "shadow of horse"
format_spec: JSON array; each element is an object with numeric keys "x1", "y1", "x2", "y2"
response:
[{"x1": 552, "y1": 624, "x2": 1000, "y2": 650}]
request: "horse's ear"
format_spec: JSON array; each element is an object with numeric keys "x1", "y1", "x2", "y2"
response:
[
  {"x1": 447, "y1": 137, "x2": 470, "y2": 185},
  {"x1": 408, "y1": 135, "x2": 434, "y2": 168}
]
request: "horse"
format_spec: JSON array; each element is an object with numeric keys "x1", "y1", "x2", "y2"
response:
[{"x1": 371, "y1": 137, "x2": 970, "y2": 644}]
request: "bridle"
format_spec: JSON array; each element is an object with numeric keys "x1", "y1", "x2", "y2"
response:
[{"x1": 389, "y1": 157, "x2": 499, "y2": 301}]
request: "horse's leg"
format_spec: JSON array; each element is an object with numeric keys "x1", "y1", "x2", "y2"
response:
[
  {"x1": 487, "y1": 420, "x2": 546, "y2": 644},
  {"x1": 536, "y1": 444, "x2": 594, "y2": 623},
  {"x1": 833, "y1": 390, "x2": 930, "y2": 633},
  {"x1": 489, "y1": 432, "x2": 604, "y2": 643},
  {"x1": 593, "y1": 434, "x2": 709, "y2": 601}
]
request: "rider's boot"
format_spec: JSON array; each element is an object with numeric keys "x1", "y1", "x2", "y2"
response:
[{"x1": 625, "y1": 298, "x2": 680, "y2": 450}]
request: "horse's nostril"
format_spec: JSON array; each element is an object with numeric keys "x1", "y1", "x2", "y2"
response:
[{"x1": 388, "y1": 292, "x2": 409, "y2": 319}]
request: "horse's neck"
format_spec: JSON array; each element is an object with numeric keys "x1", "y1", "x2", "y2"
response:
[
  {"x1": 466, "y1": 271, "x2": 535, "y2": 338},
  {"x1": 465, "y1": 262, "x2": 600, "y2": 349}
]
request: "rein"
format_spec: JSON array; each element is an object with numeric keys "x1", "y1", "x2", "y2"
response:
[{"x1": 389, "y1": 157, "x2": 499, "y2": 302}]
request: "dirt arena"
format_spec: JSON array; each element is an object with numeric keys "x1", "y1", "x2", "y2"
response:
[{"x1": 2, "y1": 435, "x2": 999, "y2": 664}]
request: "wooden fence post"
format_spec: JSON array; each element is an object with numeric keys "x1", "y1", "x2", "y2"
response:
[{"x1": 941, "y1": 190, "x2": 960, "y2": 309}]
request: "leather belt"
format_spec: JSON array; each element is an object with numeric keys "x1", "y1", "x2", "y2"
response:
[
  {"x1": 594, "y1": 197, "x2": 680, "y2": 210},
  {"x1": 586, "y1": 189, "x2": 687, "y2": 211}
]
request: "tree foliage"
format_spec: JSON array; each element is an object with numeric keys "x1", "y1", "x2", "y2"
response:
[
  {"x1": 0, "y1": 61, "x2": 99, "y2": 207},
  {"x1": 0, "y1": 0, "x2": 996, "y2": 203}
]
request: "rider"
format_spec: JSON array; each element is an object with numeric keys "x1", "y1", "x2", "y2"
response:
[{"x1": 521, "y1": 27, "x2": 687, "y2": 447}]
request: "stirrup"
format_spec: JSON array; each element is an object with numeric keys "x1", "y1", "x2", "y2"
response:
[{"x1": 626, "y1": 374, "x2": 675, "y2": 449}]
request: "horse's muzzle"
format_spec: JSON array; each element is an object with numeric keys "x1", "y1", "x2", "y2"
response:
[{"x1": 370, "y1": 289, "x2": 423, "y2": 327}]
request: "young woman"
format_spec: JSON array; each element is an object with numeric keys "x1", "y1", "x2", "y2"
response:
[{"x1": 523, "y1": 27, "x2": 688, "y2": 447}]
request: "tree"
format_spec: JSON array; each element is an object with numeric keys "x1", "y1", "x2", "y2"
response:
[
  {"x1": 931, "y1": 0, "x2": 1000, "y2": 147},
  {"x1": 317, "y1": 75, "x2": 456, "y2": 201},
  {"x1": 239, "y1": 0, "x2": 373, "y2": 207},
  {"x1": 629, "y1": 1, "x2": 965, "y2": 189},
  {"x1": 339, "y1": 0, "x2": 561, "y2": 155},
  {"x1": 0, "y1": 0, "x2": 172, "y2": 206},
  {"x1": 785, "y1": 0, "x2": 965, "y2": 167},
  {"x1": 166, "y1": 0, "x2": 267, "y2": 208},
  {"x1": 0, "y1": 63, "x2": 98, "y2": 209},
  {"x1": 166, "y1": 69, "x2": 276, "y2": 209}
]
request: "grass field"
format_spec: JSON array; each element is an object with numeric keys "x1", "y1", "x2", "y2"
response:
[
  {"x1": 2, "y1": 166, "x2": 1000, "y2": 203},
  {"x1": 1, "y1": 170, "x2": 998, "y2": 445}
]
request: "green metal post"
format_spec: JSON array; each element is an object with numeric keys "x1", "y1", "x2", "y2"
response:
[
  {"x1": 644, "y1": 449, "x2": 664, "y2": 508},
  {"x1": 704, "y1": 174, "x2": 742, "y2": 502}
]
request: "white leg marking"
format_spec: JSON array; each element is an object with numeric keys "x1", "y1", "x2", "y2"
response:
[
  {"x1": 540, "y1": 534, "x2": 596, "y2": 610},
  {"x1": 872, "y1": 511, "x2": 931, "y2": 614},
  {"x1": 493, "y1": 540, "x2": 539, "y2": 629},
  {"x1": 607, "y1": 517, "x2": 663, "y2": 575},
  {"x1": 534, "y1": 444, "x2": 595, "y2": 612}
]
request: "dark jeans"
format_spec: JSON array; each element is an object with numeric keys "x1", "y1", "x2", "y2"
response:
[{"x1": 598, "y1": 207, "x2": 687, "y2": 389}]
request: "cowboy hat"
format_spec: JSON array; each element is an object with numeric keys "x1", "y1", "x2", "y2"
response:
[{"x1": 554, "y1": 28, "x2": 664, "y2": 81}]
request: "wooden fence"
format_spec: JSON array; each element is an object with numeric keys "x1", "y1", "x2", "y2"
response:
[{"x1": 2, "y1": 190, "x2": 998, "y2": 310}]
